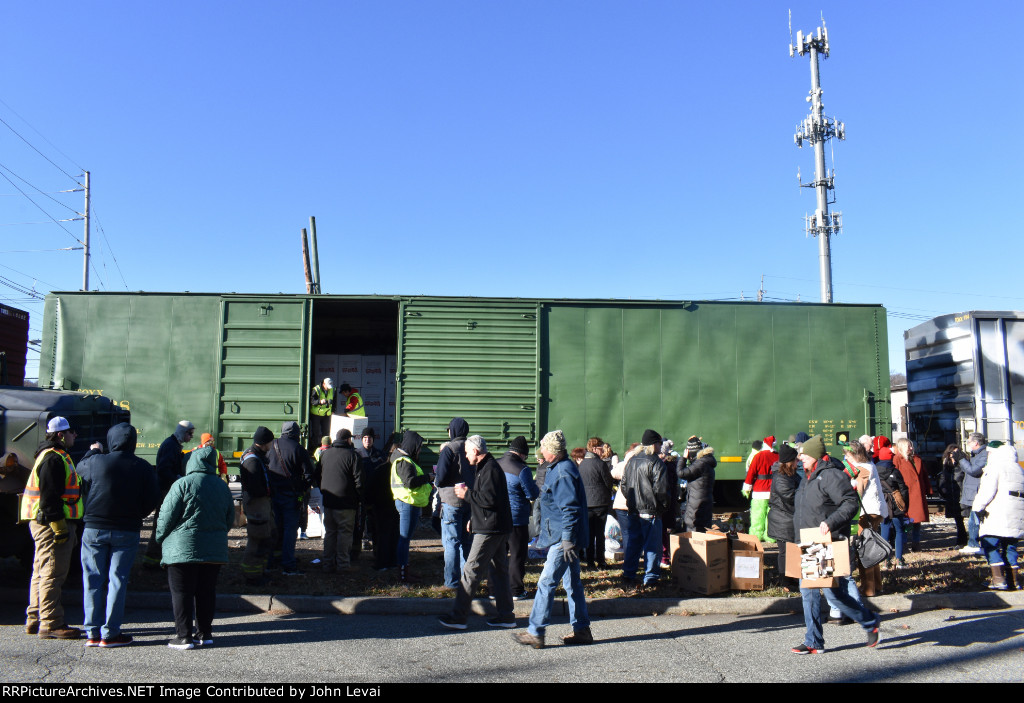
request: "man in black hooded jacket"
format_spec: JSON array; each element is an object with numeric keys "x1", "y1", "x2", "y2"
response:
[
  {"x1": 436, "y1": 417, "x2": 473, "y2": 589},
  {"x1": 267, "y1": 421, "x2": 314, "y2": 576},
  {"x1": 77, "y1": 422, "x2": 159, "y2": 647}
]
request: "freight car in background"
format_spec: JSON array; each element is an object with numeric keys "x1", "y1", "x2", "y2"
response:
[
  {"x1": 904, "y1": 310, "x2": 1024, "y2": 464},
  {"x1": 38, "y1": 292, "x2": 890, "y2": 500},
  {"x1": 0, "y1": 303, "x2": 29, "y2": 386}
]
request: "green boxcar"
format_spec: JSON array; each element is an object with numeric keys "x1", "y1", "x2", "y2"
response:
[{"x1": 39, "y1": 293, "x2": 889, "y2": 488}]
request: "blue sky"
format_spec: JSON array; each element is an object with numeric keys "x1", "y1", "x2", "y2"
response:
[{"x1": 2, "y1": 1, "x2": 1021, "y2": 380}]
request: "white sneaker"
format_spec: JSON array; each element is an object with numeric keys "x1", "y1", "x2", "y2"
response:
[{"x1": 958, "y1": 546, "x2": 982, "y2": 555}]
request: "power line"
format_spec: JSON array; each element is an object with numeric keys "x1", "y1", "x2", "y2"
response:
[
  {"x1": 90, "y1": 206, "x2": 128, "y2": 289},
  {"x1": 0, "y1": 161, "x2": 82, "y2": 215},
  {"x1": 0, "y1": 110, "x2": 83, "y2": 184},
  {"x1": 0, "y1": 169, "x2": 83, "y2": 245},
  {"x1": 0, "y1": 275, "x2": 44, "y2": 300},
  {"x1": 0, "y1": 261, "x2": 62, "y2": 290},
  {"x1": 763, "y1": 274, "x2": 1024, "y2": 302}
]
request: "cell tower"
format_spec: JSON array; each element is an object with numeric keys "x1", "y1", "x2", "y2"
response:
[{"x1": 791, "y1": 16, "x2": 845, "y2": 304}]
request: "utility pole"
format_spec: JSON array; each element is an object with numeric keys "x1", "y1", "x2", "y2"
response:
[
  {"x1": 791, "y1": 17, "x2": 844, "y2": 303},
  {"x1": 309, "y1": 216, "x2": 321, "y2": 294},
  {"x1": 81, "y1": 171, "x2": 90, "y2": 291}
]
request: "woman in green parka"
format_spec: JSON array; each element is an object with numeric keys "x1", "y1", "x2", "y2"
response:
[{"x1": 156, "y1": 445, "x2": 234, "y2": 650}]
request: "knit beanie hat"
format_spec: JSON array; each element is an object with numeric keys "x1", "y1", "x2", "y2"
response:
[
  {"x1": 794, "y1": 432, "x2": 810, "y2": 444},
  {"x1": 509, "y1": 436, "x2": 529, "y2": 455},
  {"x1": 799, "y1": 435, "x2": 826, "y2": 460},
  {"x1": 878, "y1": 447, "x2": 893, "y2": 461},
  {"x1": 642, "y1": 429, "x2": 662, "y2": 446},
  {"x1": 335, "y1": 429, "x2": 352, "y2": 442},
  {"x1": 253, "y1": 426, "x2": 273, "y2": 444},
  {"x1": 686, "y1": 436, "x2": 705, "y2": 455},
  {"x1": 174, "y1": 420, "x2": 195, "y2": 441},
  {"x1": 540, "y1": 430, "x2": 566, "y2": 455},
  {"x1": 778, "y1": 444, "x2": 798, "y2": 463}
]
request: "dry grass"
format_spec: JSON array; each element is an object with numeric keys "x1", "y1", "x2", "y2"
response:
[{"x1": 0, "y1": 514, "x2": 995, "y2": 599}]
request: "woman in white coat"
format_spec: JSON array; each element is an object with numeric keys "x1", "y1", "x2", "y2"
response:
[{"x1": 971, "y1": 442, "x2": 1024, "y2": 590}]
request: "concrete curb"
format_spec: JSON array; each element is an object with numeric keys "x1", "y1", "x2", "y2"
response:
[{"x1": 4, "y1": 587, "x2": 1021, "y2": 620}]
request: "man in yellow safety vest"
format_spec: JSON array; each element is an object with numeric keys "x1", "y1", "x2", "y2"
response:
[{"x1": 21, "y1": 416, "x2": 83, "y2": 639}]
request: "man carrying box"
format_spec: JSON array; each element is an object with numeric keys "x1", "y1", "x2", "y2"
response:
[{"x1": 791, "y1": 435, "x2": 880, "y2": 655}]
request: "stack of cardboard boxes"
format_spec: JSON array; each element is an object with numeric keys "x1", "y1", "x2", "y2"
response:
[{"x1": 314, "y1": 353, "x2": 397, "y2": 442}]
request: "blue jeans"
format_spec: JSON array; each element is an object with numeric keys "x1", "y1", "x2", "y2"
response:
[
  {"x1": 441, "y1": 503, "x2": 470, "y2": 589},
  {"x1": 271, "y1": 491, "x2": 301, "y2": 571},
  {"x1": 981, "y1": 536, "x2": 1019, "y2": 568},
  {"x1": 528, "y1": 542, "x2": 590, "y2": 637},
  {"x1": 967, "y1": 511, "x2": 981, "y2": 549},
  {"x1": 395, "y1": 500, "x2": 420, "y2": 568},
  {"x1": 828, "y1": 573, "x2": 866, "y2": 619},
  {"x1": 622, "y1": 514, "x2": 662, "y2": 585},
  {"x1": 801, "y1": 576, "x2": 879, "y2": 649},
  {"x1": 80, "y1": 528, "x2": 140, "y2": 641},
  {"x1": 881, "y1": 516, "x2": 908, "y2": 562}
]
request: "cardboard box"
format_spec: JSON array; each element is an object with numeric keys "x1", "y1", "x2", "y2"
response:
[
  {"x1": 785, "y1": 528, "x2": 852, "y2": 588},
  {"x1": 337, "y1": 355, "x2": 362, "y2": 390},
  {"x1": 314, "y1": 355, "x2": 339, "y2": 385},
  {"x1": 670, "y1": 531, "x2": 729, "y2": 595},
  {"x1": 362, "y1": 391, "x2": 385, "y2": 421},
  {"x1": 361, "y1": 355, "x2": 386, "y2": 389},
  {"x1": 331, "y1": 415, "x2": 368, "y2": 441},
  {"x1": 728, "y1": 532, "x2": 765, "y2": 591}
]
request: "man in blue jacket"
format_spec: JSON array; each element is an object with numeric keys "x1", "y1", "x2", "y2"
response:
[
  {"x1": 514, "y1": 430, "x2": 593, "y2": 649},
  {"x1": 76, "y1": 422, "x2": 160, "y2": 647}
]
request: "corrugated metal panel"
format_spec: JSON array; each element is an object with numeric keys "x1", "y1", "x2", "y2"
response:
[
  {"x1": 216, "y1": 297, "x2": 310, "y2": 455},
  {"x1": 397, "y1": 298, "x2": 539, "y2": 449},
  {"x1": 905, "y1": 311, "x2": 1024, "y2": 456},
  {"x1": 544, "y1": 302, "x2": 889, "y2": 480}
]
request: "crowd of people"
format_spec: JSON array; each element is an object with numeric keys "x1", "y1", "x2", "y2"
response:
[{"x1": 15, "y1": 407, "x2": 1024, "y2": 653}]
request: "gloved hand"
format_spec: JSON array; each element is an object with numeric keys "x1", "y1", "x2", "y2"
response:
[
  {"x1": 561, "y1": 540, "x2": 578, "y2": 563},
  {"x1": 49, "y1": 519, "x2": 70, "y2": 544},
  {"x1": 741, "y1": 489, "x2": 752, "y2": 500}
]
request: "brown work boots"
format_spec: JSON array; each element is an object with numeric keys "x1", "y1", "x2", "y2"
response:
[{"x1": 37, "y1": 624, "x2": 82, "y2": 639}]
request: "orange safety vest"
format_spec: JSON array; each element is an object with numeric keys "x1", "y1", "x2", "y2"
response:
[{"x1": 19, "y1": 447, "x2": 82, "y2": 522}]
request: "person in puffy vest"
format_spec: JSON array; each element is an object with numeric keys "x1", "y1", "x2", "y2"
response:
[{"x1": 22, "y1": 416, "x2": 83, "y2": 640}]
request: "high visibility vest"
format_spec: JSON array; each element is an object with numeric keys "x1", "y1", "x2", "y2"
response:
[
  {"x1": 20, "y1": 447, "x2": 82, "y2": 522},
  {"x1": 311, "y1": 386, "x2": 334, "y2": 417},
  {"x1": 391, "y1": 456, "x2": 430, "y2": 507},
  {"x1": 346, "y1": 392, "x2": 365, "y2": 417}
]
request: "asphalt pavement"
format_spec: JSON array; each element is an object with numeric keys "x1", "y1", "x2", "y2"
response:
[{"x1": 2, "y1": 605, "x2": 1022, "y2": 683}]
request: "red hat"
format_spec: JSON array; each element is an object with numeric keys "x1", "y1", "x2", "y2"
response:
[
  {"x1": 764, "y1": 436, "x2": 776, "y2": 448},
  {"x1": 878, "y1": 447, "x2": 893, "y2": 461},
  {"x1": 873, "y1": 436, "x2": 891, "y2": 454}
]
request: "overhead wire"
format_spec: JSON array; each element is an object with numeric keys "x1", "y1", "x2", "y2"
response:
[
  {"x1": 90, "y1": 207, "x2": 128, "y2": 289},
  {"x1": 0, "y1": 161, "x2": 82, "y2": 215},
  {"x1": 0, "y1": 169, "x2": 83, "y2": 245},
  {"x1": 0, "y1": 112, "x2": 83, "y2": 185}
]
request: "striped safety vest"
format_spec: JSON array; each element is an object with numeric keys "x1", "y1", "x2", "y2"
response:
[{"x1": 19, "y1": 447, "x2": 82, "y2": 522}]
